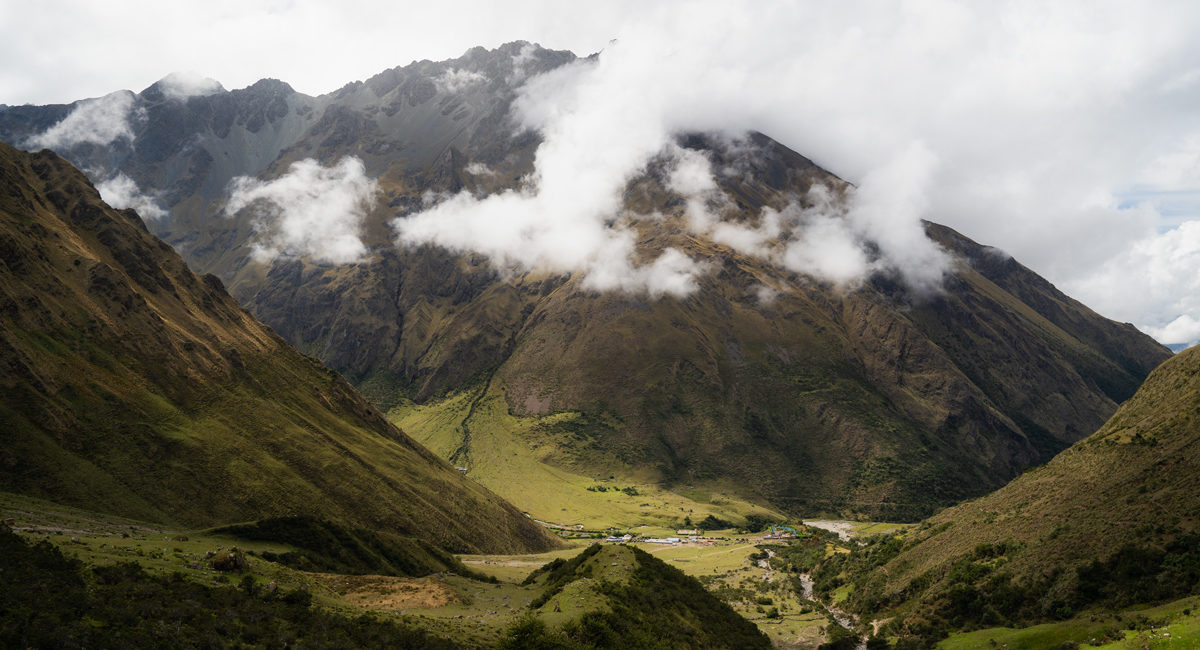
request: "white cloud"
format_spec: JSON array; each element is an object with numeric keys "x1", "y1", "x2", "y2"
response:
[
  {"x1": 396, "y1": 36, "x2": 951, "y2": 297},
  {"x1": 26, "y1": 91, "x2": 138, "y2": 150},
  {"x1": 1149, "y1": 315, "x2": 1200, "y2": 346},
  {"x1": 156, "y1": 71, "x2": 223, "y2": 100},
  {"x1": 507, "y1": 42, "x2": 541, "y2": 84},
  {"x1": 394, "y1": 49, "x2": 710, "y2": 298},
  {"x1": 226, "y1": 157, "x2": 378, "y2": 265},
  {"x1": 1066, "y1": 219, "x2": 1200, "y2": 345},
  {"x1": 96, "y1": 173, "x2": 166, "y2": 220},
  {"x1": 434, "y1": 68, "x2": 486, "y2": 93},
  {"x1": 464, "y1": 162, "x2": 495, "y2": 177}
]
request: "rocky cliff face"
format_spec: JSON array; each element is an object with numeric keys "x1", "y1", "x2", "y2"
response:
[{"x1": 0, "y1": 43, "x2": 1171, "y2": 519}]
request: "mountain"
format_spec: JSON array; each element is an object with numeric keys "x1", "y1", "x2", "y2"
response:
[
  {"x1": 814, "y1": 343, "x2": 1200, "y2": 643},
  {"x1": 0, "y1": 43, "x2": 1170, "y2": 521},
  {"x1": 0, "y1": 140, "x2": 554, "y2": 553}
]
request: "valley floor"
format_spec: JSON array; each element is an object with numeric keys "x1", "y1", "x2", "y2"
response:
[{"x1": 8, "y1": 489, "x2": 1199, "y2": 649}]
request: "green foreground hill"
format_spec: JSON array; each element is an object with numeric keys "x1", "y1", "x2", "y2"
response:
[
  {"x1": 510, "y1": 543, "x2": 772, "y2": 649},
  {"x1": 0, "y1": 142, "x2": 553, "y2": 553},
  {"x1": 814, "y1": 343, "x2": 1200, "y2": 643}
]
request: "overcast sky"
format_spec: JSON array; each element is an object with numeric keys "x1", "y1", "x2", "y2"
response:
[{"x1": 5, "y1": 0, "x2": 1200, "y2": 344}]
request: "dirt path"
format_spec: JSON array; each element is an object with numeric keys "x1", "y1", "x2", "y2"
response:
[
  {"x1": 462, "y1": 559, "x2": 546, "y2": 567},
  {"x1": 643, "y1": 542, "x2": 757, "y2": 556},
  {"x1": 308, "y1": 574, "x2": 459, "y2": 610}
]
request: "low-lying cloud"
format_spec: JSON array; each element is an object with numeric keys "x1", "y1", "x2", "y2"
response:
[
  {"x1": 673, "y1": 141, "x2": 951, "y2": 292},
  {"x1": 226, "y1": 157, "x2": 378, "y2": 265},
  {"x1": 434, "y1": 68, "x2": 487, "y2": 93},
  {"x1": 393, "y1": 36, "x2": 952, "y2": 297},
  {"x1": 26, "y1": 91, "x2": 138, "y2": 150},
  {"x1": 388, "y1": 2, "x2": 1200, "y2": 341},
  {"x1": 96, "y1": 173, "x2": 166, "y2": 220},
  {"x1": 156, "y1": 71, "x2": 224, "y2": 100}
]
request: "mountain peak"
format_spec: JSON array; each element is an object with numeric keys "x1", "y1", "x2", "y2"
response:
[{"x1": 141, "y1": 71, "x2": 225, "y2": 102}]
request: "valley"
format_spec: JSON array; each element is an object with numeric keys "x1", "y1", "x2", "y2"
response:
[
  {"x1": 10, "y1": 488, "x2": 1200, "y2": 649},
  {"x1": 0, "y1": 490, "x2": 868, "y2": 648},
  {"x1": 0, "y1": 43, "x2": 1171, "y2": 525},
  {"x1": 3, "y1": 25, "x2": 1200, "y2": 649}
]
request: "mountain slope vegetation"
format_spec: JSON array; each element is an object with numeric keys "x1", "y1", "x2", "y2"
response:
[
  {"x1": 813, "y1": 343, "x2": 1200, "y2": 643},
  {"x1": 0, "y1": 141, "x2": 553, "y2": 553}
]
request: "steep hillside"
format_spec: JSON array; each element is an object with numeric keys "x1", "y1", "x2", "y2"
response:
[
  {"x1": 815, "y1": 343, "x2": 1200, "y2": 642},
  {"x1": 0, "y1": 44, "x2": 1170, "y2": 520},
  {"x1": 0, "y1": 141, "x2": 553, "y2": 553}
]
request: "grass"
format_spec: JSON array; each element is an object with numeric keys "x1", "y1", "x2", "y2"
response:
[
  {"x1": 852, "y1": 522, "x2": 914, "y2": 536},
  {"x1": 938, "y1": 595, "x2": 1200, "y2": 649},
  {"x1": 391, "y1": 382, "x2": 783, "y2": 530},
  {"x1": 2, "y1": 493, "x2": 889, "y2": 648}
]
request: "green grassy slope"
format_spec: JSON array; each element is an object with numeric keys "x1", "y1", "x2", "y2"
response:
[
  {"x1": 813, "y1": 344, "x2": 1200, "y2": 644},
  {"x1": 0, "y1": 142, "x2": 554, "y2": 553},
  {"x1": 392, "y1": 381, "x2": 782, "y2": 530},
  {"x1": 0, "y1": 524, "x2": 462, "y2": 649}
]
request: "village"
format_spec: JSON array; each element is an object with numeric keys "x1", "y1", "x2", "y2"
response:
[{"x1": 545, "y1": 523, "x2": 811, "y2": 546}]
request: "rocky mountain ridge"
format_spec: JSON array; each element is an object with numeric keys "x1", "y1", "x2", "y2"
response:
[{"x1": 0, "y1": 43, "x2": 1172, "y2": 520}]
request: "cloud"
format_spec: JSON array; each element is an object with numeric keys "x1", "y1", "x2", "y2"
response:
[
  {"x1": 464, "y1": 162, "x2": 495, "y2": 177},
  {"x1": 26, "y1": 91, "x2": 138, "y2": 150},
  {"x1": 394, "y1": 49, "x2": 716, "y2": 298},
  {"x1": 96, "y1": 173, "x2": 166, "y2": 220},
  {"x1": 434, "y1": 68, "x2": 487, "y2": 93},
  {"x1": 395, "y1": 33, "x2": 952, "y2": 297},
  {"x1": 507, "y1": 42, "x2": 541, "y2": 84},
  {"x1": 1065, "y1": 219, "x2": 1200, "y2": 345},
  {"x1": 156, "y1": 71, "x2": 224, "y2": 100},
  {"x1": 672, "y1": 141, "x2": 951, "y2": 291},
  {"x1": 6, "y1": 0, "x2": 1200, "y2": 340},
  {"x1": 225, "y1": 157, "x2": 378, "y2": 265}
]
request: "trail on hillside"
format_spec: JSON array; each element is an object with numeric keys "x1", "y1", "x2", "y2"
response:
[{"x1": 448, "y1": 375, "x2": 495, "y2": 469}]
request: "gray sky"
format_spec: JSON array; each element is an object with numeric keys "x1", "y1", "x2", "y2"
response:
[{"x1": 5, "y1": 0, "x2": 1200, "y2": 344}]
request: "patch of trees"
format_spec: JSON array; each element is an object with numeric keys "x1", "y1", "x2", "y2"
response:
[
  {"x1": 1074, "y1": 533, "x2": 1200, "y2": 608},
  {"x1": 0, "y1": 526, "x2": 457, "y2": 648},
  {"x1": 817, "y1": 533, "x2": 1200, "y2": 647},
  {"x1": 742, "y1": 514, "x2": 773, "y2": 532},
  {"x1": 696, "y1": 514, "x2": 734, "y2": 530},
  {"x1": 585, "y1": 485, "x2": 639, "y2": 496},
  {"x1": 763, "y1": 534, "x2": 836, "y2": 573}
]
